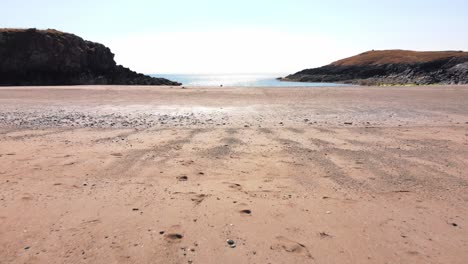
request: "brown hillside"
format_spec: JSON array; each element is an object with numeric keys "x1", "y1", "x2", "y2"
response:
[
  {"x1": 331, "y1": 50, "x2": 468, "y2": 66},
  {"x1": 0, "y1": 28, "x2": 65, "y2": 34}
]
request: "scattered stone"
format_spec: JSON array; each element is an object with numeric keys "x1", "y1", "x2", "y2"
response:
[
  {"x1": 166, "y1": 233, "x2": 183, "y2": 240},
  {"x1": 159, "y1": 231, "x2": 165, "y2": 235},
  {"x1": 132, "y1": 208, "x2": 139, "y2": 211},
  {"x1": 227, "y1": 239, "x2": 236, "y2": 248},
  {"x1": 177, "y1": 175, "x2": 188, "y2": 181},
  {"x1": 451, "y1": 223, "x2": 458, "y2": 227},
  {"x1": 240, "y1": 209, "x2": 252, "y2": 215},
  {"x1": 24, "y1": 246, "x2": 30, "y2": 250},
  {"x1": 344, "y1": 122, "x2": 353, "y2": 125},
  {"x1": 319, "y1": 232, "x2": 332, "y2": 238}
]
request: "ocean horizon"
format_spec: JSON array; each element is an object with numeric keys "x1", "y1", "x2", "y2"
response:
[{"x1": 152, "y1": 73, "x2": 346, "y2": 87}]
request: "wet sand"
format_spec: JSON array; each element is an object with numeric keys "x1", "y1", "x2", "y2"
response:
[{"x1": 0, "y1": 85, "x2": 467, "y2": 264}]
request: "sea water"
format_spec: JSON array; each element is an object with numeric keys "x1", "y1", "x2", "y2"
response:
[{"x1": 152, "y1": 73, "x2": 346, "y2": 87}]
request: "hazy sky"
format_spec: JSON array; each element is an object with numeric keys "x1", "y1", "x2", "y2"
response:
[{"x1": 3, "y1": 0, "x2": 468, "y2": 73}]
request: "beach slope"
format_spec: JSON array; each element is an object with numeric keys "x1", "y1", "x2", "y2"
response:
[{"x1": 0, "y1": 85, "x2": 467, "y2": 263}]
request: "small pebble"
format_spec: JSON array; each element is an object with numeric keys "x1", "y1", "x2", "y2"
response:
[
  {"x1": 177, "y1": 175, "x2": 188, "y2": 181},
  {"x1": 227, "y1": 239, "x2": 236, "y2": 248}
]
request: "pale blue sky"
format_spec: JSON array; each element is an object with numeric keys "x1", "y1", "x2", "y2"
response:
[{"x1": 2, "y1": 0, "x2": 468, "y2": 73}]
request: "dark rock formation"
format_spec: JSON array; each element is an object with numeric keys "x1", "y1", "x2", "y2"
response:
[
  {"x1": 281, "y1": 50, "x2": 468, "y2": 85},
  {"x1": 0, "y1": 28, "x2": 180, "y2": 86}
]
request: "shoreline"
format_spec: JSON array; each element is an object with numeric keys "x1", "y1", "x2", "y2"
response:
[{"x1": 1, "y1": 85, "x2": 467, "y2": 129}]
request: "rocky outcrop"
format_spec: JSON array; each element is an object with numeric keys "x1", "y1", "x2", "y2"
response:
[
  {"x1": 281, "y1": 50, "x2": 468, "y2": 85},
  {"x1": 0, "y1": 28, "x2": 180, "y2": 86}
]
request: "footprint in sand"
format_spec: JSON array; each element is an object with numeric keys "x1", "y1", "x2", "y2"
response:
[
  {"x1": 21, "y1": 195, "x2": 33, "y2": 201},
  {"x1": 271, "y1": 236, "x2": 314, "y2": 260},
  {"x1": 191, "y1": 194, "x2": 209, "y2": 205},
  {"x1": 224, "y1": 182, "x2": 242, "y2": 191}
]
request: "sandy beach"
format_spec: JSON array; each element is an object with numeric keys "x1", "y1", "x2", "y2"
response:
[{"x1": 0, "y1": 85, "x2": 467, "y2": 264}]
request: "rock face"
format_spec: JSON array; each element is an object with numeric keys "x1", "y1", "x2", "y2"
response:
[
  {"x1": 0, "y1": 28, "x2": 180, "y2": 86},
  {"x1": 282, "y1": 50, "x2": 468, "y2": 85}
]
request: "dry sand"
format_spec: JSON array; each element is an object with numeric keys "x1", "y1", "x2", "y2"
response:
[{"x1": 0, "y1": 85, "x2": 467, "y2": 264}]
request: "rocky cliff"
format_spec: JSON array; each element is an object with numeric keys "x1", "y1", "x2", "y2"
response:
[
  {"x1": 282, "y1": 50, "x2": 468, "y2": 85},
  {"x1": 0, "y1": 28, "x2": 180, "y2": 86}
]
